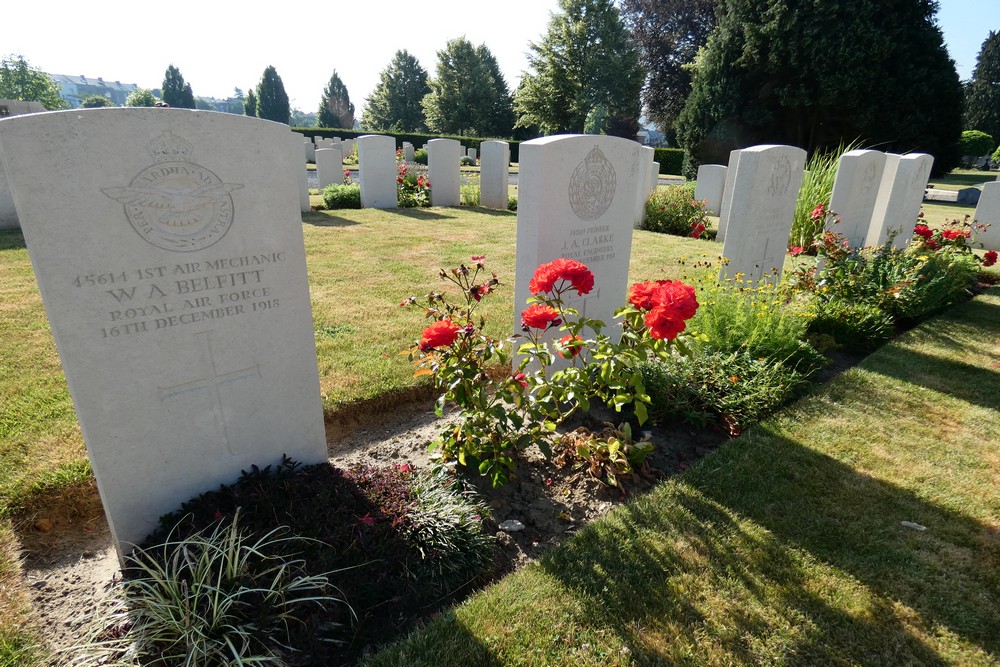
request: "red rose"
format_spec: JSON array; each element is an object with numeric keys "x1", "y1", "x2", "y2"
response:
[
  {"x1": 941, "y1": 228, "x2": 970, "y2": 241},
  {"x1": 644, "y1": 306, "x2": 688, "y2": 340},
  {"x1": 521, "y1": 303, "x2": 561, "y2": 329},
  {"x1": 556, "y1": 334, "x2": 583, "y2": 359},
  {"x1": 512, "y1": 372, "x2": 528, "y2": 388},
  {"x1": 913, "y1": 224, "x2": 933, "y2": 239},
  {"x1": 628, "y1": 280, "x2": 664, "y2": 310},
  {"x1": 690, "y1": 221, "x2": 706, "y2": 238},
  {"x1": 789, "y1": 246, "x2": 804, "y2": 256},
  {"x1": 984, "y1": 250, "x2": 998, "y2": 267},
  {"x1": 810, "y1": 204, "x2": 826, "y2": 221},
  {"x1": 528, "y1": 258, "x2": 595, "y2": 296},
  {"x1": 419, "y1": 319, "x2": 460, "y2": 351},
  {"x1": 649, "y1": 281, "x2": 698, "y2": 320}
]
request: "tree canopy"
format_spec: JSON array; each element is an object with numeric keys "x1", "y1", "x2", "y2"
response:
[
  {"x1": 362, "y1": 50, "x2": 431, "y2": 132},
  {"x1": 621, "y1": 0, "x2": 717, "y2": 137},
  {"x1": 244, "y1": 89, "x2": 257, "y2": 117},
  {"x1": 514, "y1": 0, "x2": 644, "y2": 137},
  {"x1": 675, "y1": 0, "x2": 963, "y2": 175},
  {"x1": 422, "y1": 38, "x2": 514, "y2": 137},
  {"x1": 125, "y1": 88, "x2": 158, "y2": 107},
  {"x1": 964, "y1": 30, "x2": 1000, "y2": 146},
  {"x1": 80, "y1": 94, "x2": 113, "y2": 108},
  {"x1": 318, "y1": 70, "x2": 355, "y2": 129},
  {"x1": 0, "y1": 54, "x2": 68, "y2": 110},
  {"x1": 255, "y1": 66, "x2": 289, "y2": 124},
  {"x1": 161, "y1": 65, "x2": 195, "y2": 109}
]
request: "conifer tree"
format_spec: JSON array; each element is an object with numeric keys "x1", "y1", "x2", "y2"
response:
[
  {"x1": 255, "y1": 66, "x2": 290, "y2": 124},
  {"x1": 362, "y1": 50, "x2": 430, "y2": 132},
  {"x1": 161, "y1": 65, "x2": 195, "y2": 109},
  {"x1": 244, "y1": 89, "x2": 257, "y2": 117},
  {"x1": 318, "y1": 70, "x2": 355, "y2": 128},
  {"x1": 965, "y1": 31, "x2": 1000, "y2": 146}
]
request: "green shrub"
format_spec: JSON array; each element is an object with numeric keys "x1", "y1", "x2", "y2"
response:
[
  {"x1": 643, "y1": 183, "x2": 711, "y2": 238},
  {"x1": 807, "y1": 299, "x2": 895, "y2": 352},
  {"x1": 959, "y1": 129, "x2": 994, "y2": 157},
  {"x1": 413, "y1": 147, "x2": 428, "y2": 165},
  {"x1": 397, "y1": 165, "x2": 431, "y2": 208},
  {"x1": 640, "y1": 350, "x2": 808, "y2": 435},
  {"x1": 461, "y1": 180, "x2": 480, "y2": 206},
  {"x1": 507, "y1": 195, "x2": 518, "y2": 211},
  {"x1": 653, "y1": 147, "x2": 685, "y2": 175},
  {"x1": 322, "y1": 183, "x2": 361, "y2": 209},
  {"x1": 992, "y1": 144, "x2": 1000, "y2": 164},
  {"x1": 460, "y1": 155, "x2": 476, "y2": 166}
]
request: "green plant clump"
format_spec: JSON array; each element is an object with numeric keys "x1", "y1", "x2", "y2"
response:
[
  {"x1": 459, "y1": 155, "x2": 475, "y2": 166},
  {"x1": 507, "y1": 195, "x2": 518, "y2": 211},
  {"x1": 323, "y1": 183, "x2": 361, "y2": 209},
  {"x1": 413, "y1": 147, "x2": 428, "y2": 165},
  {"x1": 807, "y1": 298, "x2": 895, "y2": 352},
  {"x1": 643, "y1": 183, "x2": 711, "y2": 238},
  {"x1": 789, "y1": 144, "x2": 852, "y2": 250}
]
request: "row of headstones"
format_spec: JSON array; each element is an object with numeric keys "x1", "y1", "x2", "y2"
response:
[{"x1": 693, "y1": 147, "x2": 1000, "y2": 270}]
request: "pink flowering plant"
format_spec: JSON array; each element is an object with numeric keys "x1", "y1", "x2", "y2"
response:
[
  {"x1": 403, "y1": 255, "x2": 699, "y2": 486},
  {"x1": 397, "y1": 163, "x2": 431, "y2": 208}
]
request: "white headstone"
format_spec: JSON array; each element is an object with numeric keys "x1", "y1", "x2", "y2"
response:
[
  {"x1": 0, "y1": 154, "x2": 17, "y2": 230},
  {"x1": 0, "y1": 108, "x2": 327, "y2": 557},
  {"x1": 866, "y1": 153, "x2": 933, "y2": 250},
  {"x1": 827, "y1": 149, "x2": 886, "y2": 249},
  {"x1": 467, "y1": 147, "x2": 477, "y2": 161},
  {"x1": 634, "y1": 146, "x2": 656, "y2": 228},
  {"x1": 480, "y1": 140, "x2": 510, "y2": 210},
  {"x1": 514, "y1": 135, "x2": 644, "y2": 343},
  {"x1": 648, "y1": 162, "x2": 660, "y2": 197},
  {"x1": 719, "y1": 144, "x2": 807, "y2": 285},
  {"x1": 694, "y1": 164, "x2": 727, "y2": 217},
  {"x1": 290, "y1": 131, "x2": 310, "y2": 214},
  {"x1": 974, "y1": 181, "x2": 1000, "y2": 251},
  {"x1": 428, "y1": 138, "x2": 461, "y2": 207},
  {"x1": 313, "y1": 135, "x2": 323, "y2": 145},
  {"x1": 315, "y1": 147, "x2": 343, "y2": 190},
  {"x1": 403, "y1": 142, "x2": 414, "y2": 163},
  {"x1": 304, "y1": 137, "x2": 315, "y2": 163},
  {"x1": 342, "y1": 138, "x2": 355, "y2": 159},
  {"x1": 716, "y1": 150, "x2": 742, "y2": 243},
  {"x1": 357, "y1": 134, "x2": 397, "y2": 209}
]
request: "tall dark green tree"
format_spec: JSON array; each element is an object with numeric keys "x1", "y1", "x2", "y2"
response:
[
  {"x1": 317, "y1": 70, "x2": 355, "y2": 128},
  {"x1": 244, "y1": 89, "x2": 257, "y2": 116},
  {"x1": 255, "y1": 66, "x2": 290, "y2": 124},
  {"x1": 422, "y1": 38, "x2": 514, "y2": 137},
  {"x1": 0, "y1": 54, "x2": 68, "y2": 110},
  {"x1": 362, "y1": 50, "x2": 431, "y2": 132},
  {"x1": 514, "y1": 0, "x2": 644, "y2": 136},
  {"x1": 475, "y1": 45, "x2": 516, "y2": 137},
  {"x1": 161, "y1": 65, "x2": 195, "y2": 108},
  {"x1": 965, "y1": 30, "x2": 1000, "y2": 146},
  {"x1": 621, "y1": 0, "x2": 717, "y2": 137},
  {"x1": 676, "y1": 0, "x2": 963, "y2": 175}
]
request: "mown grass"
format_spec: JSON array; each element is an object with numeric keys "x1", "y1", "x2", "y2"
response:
[
  {"x1": 929, "y1": 168, "x2": 997, "y2": 190},
  {"x1": 366, "y1": 287, "x2": 1000, "y2": 666}
]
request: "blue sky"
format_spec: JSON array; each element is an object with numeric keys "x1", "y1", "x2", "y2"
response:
[{"x1": 1, "y1": 1, "x2": 996, "y2": 116}]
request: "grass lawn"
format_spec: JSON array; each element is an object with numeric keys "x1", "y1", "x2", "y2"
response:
[{"x1": 929, "y1": 168, "x2": 997, "y2": 190}]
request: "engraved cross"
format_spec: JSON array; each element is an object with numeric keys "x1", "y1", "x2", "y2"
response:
[{"x1": 157, "y1": 330, "x2": 260, "y2": 456}]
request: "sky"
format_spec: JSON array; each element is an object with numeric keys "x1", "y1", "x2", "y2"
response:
[{"x1": 2, "y1": 0, "x2": 998, "y2": 118}]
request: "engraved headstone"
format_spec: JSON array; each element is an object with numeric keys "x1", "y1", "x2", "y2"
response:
[
  {"x1": 716, "y1": 149, "x2": 742, "y2": 243},
  {"x1": 720, "y1": 144, "x2": 807, "y2": 284},
  {"x1": 304, "y1": 136, "x2": 315, "y2": 163},
  {"x1": 480, "y1": 140, "x2": 510, "y2": 210},
  {"x1": 866, "y1": 153, "x2": 933, "y2": 250},
  {"x1": 0, "y1": 108, "x2": 326, "y2": 557},
  {"x1": 428, "y1": 138, "x2": 461, "y2": 207},
  {"x1": 315, "y1": 146, "x2": 343, "y2": 190},
  {"x1": 357, "y1": 134, "x2": 397, "y2": 209},
  {"x1": 514, "y1": 135, "x2": 644, "y2": 343},
  {"x1": 342, "y1": 138, "x2": 356, "y2": 159},
  {"x1": 290, "y1": 131, "x2": 310, "y2": 214},
  {"x1": 403, "y1": 142, "x2": 414, "y2": 163},
  {"x1": 827, "y1": 149, "x2": 886, "y2": 248},
  {"x1": 973, "y1": 181, "x2": 1000, "y2": 252},
  {"x1": 694, "y1": 164, "x2": 727, "y2": 217}
]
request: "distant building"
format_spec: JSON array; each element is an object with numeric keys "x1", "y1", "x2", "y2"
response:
[{"x1": 48, "y1": 74, "x2": 139, "y2": 108}]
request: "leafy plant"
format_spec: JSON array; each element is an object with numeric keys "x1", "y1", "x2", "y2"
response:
[
  {"x1": 555, "y1": 422, "x2": 654, "y2": 490},
  {"x1": 413, "y1": 148, "x2": 428, "y2": 165},
  {"x1": 322, "y1": 182, "x2": 361, "y2": 209},
  {"x1": 807, "y1": 299, "x2": 894, "y2": 353},
  {"x1": 397, "y1": 163, "x2": 431, "y2": 208},
  {"x1": 460, "y1": 174, "x2": 481, "y2": 206},
  {"x1": 789, "y1": 143, "x2": 855, "y2": 250},
  {"x1": 507, "y1": 195, "x2": 518, "y2": 211},
  {"x1": 642, "y1": 183, "x2": 711, "y2": 238},
  {"x1": 460, "y1": 155, "x2": 476, "y2": 166}
]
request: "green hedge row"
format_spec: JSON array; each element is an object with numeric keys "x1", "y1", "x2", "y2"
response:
[
  {"x1": 654, "y1": 148, "x2": 685, "y2": 175},
  {"x1": 292, "y1": 128, "x2": 523, "y2": 163}
]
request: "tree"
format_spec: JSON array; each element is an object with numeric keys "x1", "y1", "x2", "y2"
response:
[
  {"x1": 125, "y1": 88, "x2": 158, "y2": 107},
  {"x1": 80, "y1": 94, "x2": 114, "y2": 108},
  {"x1": 514, "y1": 0, "x2": 644, "y2": 136},
  {"x1": 255, "y1": 66, "x2": 290, "y2": 124},
  {"x1": 475, "y1": 45, "x2": 516, "y2": 137},
  {"x1": 362, "y1": 50, "x2": 431, "y2": 132},
  {"x1": 675, "y1": 0, "x2": 964, "y2": 175},
  {"x1": 161, "y1": 65, "x2": 195, "y2": 109},
  {"x1": 244, "y1": 89, "x2": 257, "y2": 117},
  {"x1": 317, "y1": 70, "x2": 355, "y2": 129},
  {"x1": 0, "y1": 54, "x2": 68, "y2": 110},
  {"x1": 194, "y1": 97, "x2": 216, "y2": 111},
  {"x1": 965, "y1": 31, "x2": 1000, "y2": 145},
  {"x1": 620, "y1": 0, "x2": 717, "y2": 137},
  {"x1": 422, "y1": 37, "x2": 514, "y2": 137}
]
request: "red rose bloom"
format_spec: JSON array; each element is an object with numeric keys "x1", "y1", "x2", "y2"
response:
[
  {"x1": 521, "y1": 303, "x2": 561, "y2": 329},
  {"x1": 914, "y1": 223, "x2": 933, "y2": 239},
  {"x1": 810, "y1": 203, "x2": 826, "y2": 221},
  {"x1": 789, "y1": 246, "x2": 805, "y2": 256},
  {"x1": 690, "y1": 221, "x2": 706, "y2": 238},
  {"x1": 984, "y1": 250, "x2": 998, "y2": 267},
  {"x1": 649, "y1": 281, "x2": 698, "y2": 320},
  {"x1": 512, "y1": 372, "x2": 528, "y2": 388},
  {"x1": 941, "y1": 228, "x2": 970, "y2": 241},
  {"x1": 556, "y1": 334, "x2": 583, "y2": 359},
  {"x1": 628, "y1": 280, "x2": 664, "y2": 310},
  {"x1": 528, "y1": 258, "x2": 595, "y2": 296},
  {"x1": 644, "y1": 306, "x2": 688, "y2": 340},
  {"x1": 419, "y1": 319, "x2": 460, "y2": 351}
]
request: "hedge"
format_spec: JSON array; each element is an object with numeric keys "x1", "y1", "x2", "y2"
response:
[{"x1": 654, "y1": 148, "x2": 685, "y2": 175}]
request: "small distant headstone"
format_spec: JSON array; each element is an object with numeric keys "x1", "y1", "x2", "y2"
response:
[
  {"x1": 719, "y1": 144, "x2": 806, "y2": 285},
  {"x1": 357, "y1": 134, "x2": 397, "y2": 209},
  {"x1": 0, "y1": 108, "x2": 327, "y2": 557},
  {"x1": 428, "y1": 138, "x2": 461, "y2": 206},
  {"x1": 634, "y1": 146, "x2": 656, "y2": 228},
  {"x1": 827, "y1": 149, "x2": 886, "y2": 248},
  {"x1": 974, "y1": 181, "x2": 1000, "y2": 251},
  {"x1": 0, "y1": 154, "x2": 17, "y2": 230},
  {"x1": 467, "y1": 147, "x2": 477, "y2": 161},
  {"x1": 694, "y1": 164, "x2": 727, "y2": 217},
  {"x1": 480, "y1": 140, "x2": 510, "y2": 210},
  {"x1": 290, "y1": 132, "x2": 310, "y2": 213},
  {"x1": 315, "y1": 147, "x2": 343, "y2": 190},
  {"x1": 867, "y1": 153, "x2": 933, "y2": 250},
  {"x1": 514, "y1": 134, "x2": 643, "y2": 343},
  {"x1": 716, "y1": 149, "x2": 742, "y2": 243},
  {"x1": 403, "y1": 142, "x2": 414, "y2": 163},
  {"x1": 303, "y1": 137, "x2": 315, "y2": 163},
  {"x1": 342, "y1": 138, "x2": 355, "y2": 159}
]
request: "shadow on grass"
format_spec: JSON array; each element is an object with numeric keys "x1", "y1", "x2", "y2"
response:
[
  {"x1": 0, "y1": 230, "x2": 26, "y2": 251},
  {"x1": 930, "y1": 173, "x2": 996, "y2": 188},
  {"x1": 455, "y1": 206, "x2": 516, "y2": 218},
  {"x1": 539, "y1": 426, "x2": 999, "y2": 664},
  {"x1": 865, "y1": 346, "x2": 1000, "y2": 410},
  {"x1": 302, "y1": 211, "x2": 361, "y2": 227}
]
